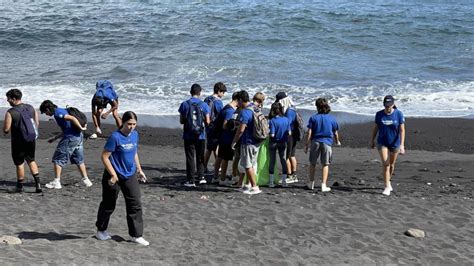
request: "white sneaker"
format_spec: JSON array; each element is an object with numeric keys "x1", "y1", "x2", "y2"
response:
[
  {"x1": 89, "y1": 133, "x2": 98, "y2": 139},
  {"x1": 82, "y1": 177, "x2": 93, "y2": 187},
  {"x1": 382, "y1": 188, "x2": 391, "y2": 196},
  {"x1": 307, "y1": 181, "x2": 315, "y2": 190},
  {"x1": 388, "y1": 182, "x2": 393, "y2": 191},
  {"x1": 96, "y1": 128, "x2": 102, "y2": 135},
  {"x1": 199, "y1": 177, "x2": 207, "y2": 185},
  {"x1": 321, "y1": 184, "x2": 331, "y2": 192},
  {"x1": 96, "y1": 231, "x2": 111, "y2": 241},
  {"x1": 45, "y1": 179, "x2": 62, "y2": 189},
  {"x1": 243, "y1": 186, "x2": 262, "y2": 195},
  {"x1": 183, "y1": 181, "x2": 196, "y2": 188},
  {"x1": 131, "y1": 237, "x2": 150, "y2": 246}
]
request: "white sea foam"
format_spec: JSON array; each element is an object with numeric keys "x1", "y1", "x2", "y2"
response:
[{"x1": 1, "y1": 80, "x2": 473, "y2": 119}]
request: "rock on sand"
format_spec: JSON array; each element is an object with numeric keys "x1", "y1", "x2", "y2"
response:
[{"x1": 0, "y1": 235, "x2": 22, "y2": 245}]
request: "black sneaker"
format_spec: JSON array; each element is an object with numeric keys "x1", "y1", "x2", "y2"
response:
[{"x1": 183, "y1": 181, "x2": 196, "y2": 188}]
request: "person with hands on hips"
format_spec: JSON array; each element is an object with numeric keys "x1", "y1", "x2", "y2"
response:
[
  {"x1": 370, "y1": 95, "x2": 406, "y2": 196},
  {"x1": 95, "y1": 111, "x2": 149, "y2": 246}
]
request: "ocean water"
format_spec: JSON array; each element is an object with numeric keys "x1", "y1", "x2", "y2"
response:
[{"x1": 1, "y1": 1, "x2": 473, "y2": 121}]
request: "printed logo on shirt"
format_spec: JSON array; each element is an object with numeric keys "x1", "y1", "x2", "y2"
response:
[
  {"x1": 382, "y1": 119, "x2": 395, "y2": 126},
  {"x1": 121, "y1": 143, "x2": 136, "y2": 150}
]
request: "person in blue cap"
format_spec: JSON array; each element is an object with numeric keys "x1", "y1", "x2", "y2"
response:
[
  {"x1": 91, "y1": 80, "x2": 121, "y2": 136},
  {"x1": 370, "y1": 95, "x2": 406, "y2": 196}
]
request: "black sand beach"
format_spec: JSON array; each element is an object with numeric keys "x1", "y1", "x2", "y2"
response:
[{"x1": 1, "y1": 118, "x2": 473, "y2": 264}]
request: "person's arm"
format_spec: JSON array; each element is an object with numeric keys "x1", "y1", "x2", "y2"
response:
[
  {"x1": 304, "y1": 128, "x2": 312, "y2": 153},
  {"x1": 205, "y1": 114, "x2": 211, "y2": 126},
  {"x1": 134, "y1": 152, "x2": 147, "y2": 182},
  {"x1": 231, "y1": 123, "x2": 246, "y2": 150},
  {"x1": 91, "y1": 101, "x2": 100, "y2": 129},
  {"x1": 64, "y1": 114, "x2": 86, "y2": 131},
  {"x1": 101, "y1": 100, "x2": 118, "y2": 119},
  {"x1": 3, "y1": 112, "x2": 12, "y2": 134},
  {"x1": 101, "y1": 150, "x2": 119, "y2": 185},
  {"x1": 399, "y1": 123, "x2": 406, "y2": 154},
  {"x1": 334, "y1": 130, "x2": 341, "y2": 146},
  {"x1": 34, "y1": 109, "x2": 39, "y2": 128},
  {"x1": 370, "y1": 124, "x2": 378, "y2": 149}
]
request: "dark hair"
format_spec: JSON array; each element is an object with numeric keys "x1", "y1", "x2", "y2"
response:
[
  {"x1": 92, "y1": 95, "x2": 107, "y2": 109},
  {"x1": 39, "y1": 100, "x2": 57, "y2": 114},
  {"x1": 121, "y1": 111, "x2": 137, "y2": 128},
  {"x1": 213, "y1": 82, "x2": 227, "y2": 94},
  {"x1": 190, "y1": 84, "x2": 202, "y2": 96},
  {"x1": 231, "y1": 91, "x2": 239, "y2": 101},
  {"x1": 6, "y1": 89, "x2": 22, "y2": 100},
  {"x1": 239, "y1": 90, "x2": 250, "y2": 103},
  {"x1": 269, "y1": 102, "x2": 283, "y2": 119},
  {"x1": 315, "y1": 98, "x2": 331, "y2": 114}
]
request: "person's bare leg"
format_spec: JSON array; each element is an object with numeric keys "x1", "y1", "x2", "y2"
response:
[
  {"x1": 213, "y1": 157, "x2": 222, "y2": 181},
  {"x1": 308, "y1": 164, "x2": 316, "y2": 190},
  {"x1": 15, "y1": 164, "x2": 25, "y2": 182},
  {"x1": 112, "y1": 109, "x2": 122, "y2": 128},
  {"x1": 54, "y1": 164, "x2": 62, "y2": 180},
  {"x1": 219, "y1": 160, "x2": 229, "y2": 181},
  {"x1": 321, "y1": 165, "x2": 329, "y2": 186}
]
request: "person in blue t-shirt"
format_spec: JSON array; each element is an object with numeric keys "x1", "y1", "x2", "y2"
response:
[
  {"x1": 305, "y1": 98, "x2": 341, "y2": 193},
  {"x1": 268, "y1": 102, "x2": 291, "y2": 187},
  {"x1": 370, "y1": 95, "x2": 406, "y2": 196},
  {"x1": 275, "y1": 92, "x2": 299, "y2": 184},
  {"x1": 91, "y1": 80, "x2": 121, "y2": 136},
  {"x1": 231, "y1": 90, "x2": 264, "y2": 195},
  {"x1": 39, "y1": 100, "x2": 93, "y2": 190},
  {"x1": 95, "y1": 111, "x2": 149, "y2": 246},
  {"x1": 178, "y1": 84, "x2": 211, "y2": 187},
  {"x1": 203, "y1": 82, "x2": 227, "y2": 174},
  {"x1": 212, "y1": 92, "x2": 238, "y2": 185}
]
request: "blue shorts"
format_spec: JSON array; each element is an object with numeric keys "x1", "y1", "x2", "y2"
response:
[{"x1": 52, "y1": 135, "x2": 84, "y2": 166}]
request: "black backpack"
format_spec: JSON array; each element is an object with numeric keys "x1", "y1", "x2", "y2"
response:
[
  {"x1": 66, "y1": 107, "x2": 87, "y2": 132},
  {"x1": 291, "y1": 108, "x2": 305, "y2": 141},
  {"x1": 204, "y1": 96, "x2": 219, "y2": 123},
  {"x1": 184, "y1": 100, "x2": 205, "y2": 135},
  {"x1": 13, "y1": 104, "x2": 38, "y2": 142}
]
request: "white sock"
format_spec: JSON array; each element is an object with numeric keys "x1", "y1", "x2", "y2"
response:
[{"x1": 269, "y1": 174, "x2": 274, "y2": 184}]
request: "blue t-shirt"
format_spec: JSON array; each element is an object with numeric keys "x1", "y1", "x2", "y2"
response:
[
  {"x1": 178, "y1": 97, "x2": 211, "y2": 140},
  {"x1": 285, "y1": 107, "x2": 297, "y2": 131},
  {"x1": 219, "y1": 105, "x2": 237, "y2": 144},
  {"x1": 375, "y1": 109, "x2": 405, "y2": 148},
  {"x1": 54, "y1": 108, "x2": 81, "y2": 137},
  {"x1": 269, "y1": 116, "x2": 291, "y2": 143},
  {"x1": 307, "y1": 113, "x2": 339, "y2": 146},
  {"x1": 239, "y1": 107, "x2": 259, "y2": 145},
  {"x1": 104, "y1": 130, "x2": 139, "y2": 179}
]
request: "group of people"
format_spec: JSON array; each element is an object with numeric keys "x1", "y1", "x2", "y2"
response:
[{"x1": 2, "y1": 81, "x2": 406, "y2": 245}]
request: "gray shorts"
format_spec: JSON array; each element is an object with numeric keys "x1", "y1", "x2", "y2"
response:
[
  {"x1": 377, "y1": 144, "x2": 400, "y2": 153},
  {"x1": 309, "y1": 141, "x2": 332, "y2": 166},
  {"x1": 239, "y1": 144, "x2": 259, "y2": 169}
]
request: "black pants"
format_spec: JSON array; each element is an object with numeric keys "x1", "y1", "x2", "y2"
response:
[
  {"x1": 269, "y1": 141, "x2": 288, "y2": 175},
  {"x1": 184, "y1": 139, "x2": 205, "y2": 182},
  {"x1": 96, "y1": 170, "x2": 143, "y2": 238}
]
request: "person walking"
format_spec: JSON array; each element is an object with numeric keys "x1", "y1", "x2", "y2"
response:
[
  {"x1": 39, "y1": 100, "x2": 93, "y2": 189},
  {"x1": 95, "y1": 111, "x2": 149, "y2": 246},
  {"x1": 3, "y1": 89, "x2": 42, "y2": 193},
  {"x1": 268, "y1": 102, "x2": 291, "y2": 187},
  {"x1": 370, "y1": 95, "x2": 405, "y2": 196},
  {"x1": 305, "y1": 98, "x2": 341, "y2": 192}
]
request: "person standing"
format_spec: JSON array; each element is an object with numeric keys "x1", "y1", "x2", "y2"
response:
[
  {"x1": 370, "y1": 95, "x2": 405, "y2": 196},
  {"x1": 39, "y1": 100, "x2": 93, "y2": 189},
  {"x1": 91, "y1": 80, "x2": 121, "y2": 136},
  {"x1": 268, "y1": 102, "x2": 291, "y2": 187},
  {"x1": 212, "y1": 92, "x2": 239, "y2": 185},
  {"x1": 275, "y1": 92, "x2": 299, "y2": 183},
  {"x1": 231, "y1": 90, "x2": 262, "y2": 195},
  {"x1": 178, "y1": 84, "x2": 211, "y2": 187},
  {"x1": 95, "y1": 111, "x2": 149, "y2": 246},
  {"x1": 203, "y1": 82, "x2": 227, "y2": 174},
  {"x1": 3, "y1": 89, "x2": 42, "y2": 193},
  {"x1": 305, "y1": 98, "x2": 341, "y2": 192}
]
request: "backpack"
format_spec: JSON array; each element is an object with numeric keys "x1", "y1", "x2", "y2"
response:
[
  {"x1": 66, "y1": 107, "x2": 88, "y2": 132},
  {"x1": 184, "y1": 100, "x2": 205, "y2": 135},
  {"x1": 204, "y1": 95, "x2": 218, "y2": 123},
  {"x1": 13, "y1": 105, "x2": 38, "y2": 142},
  {"x1": 248, "y1": 107, "x2": 269, "y2": 143},
  {"x1": 291, "y1": 108, "x2": 305, "y2": 141}
]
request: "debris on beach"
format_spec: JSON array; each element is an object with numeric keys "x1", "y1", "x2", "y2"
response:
[
  {"x1": 404, "y1": 228, "x2": 426, "y2": 238},
  {"x1": 0, "y1": 236, "x2": 22, "y2": 245}
]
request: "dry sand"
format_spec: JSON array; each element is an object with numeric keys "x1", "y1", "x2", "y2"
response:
[{"x1": 0, "y1": 118, "x2": 473, "y2": 264}]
